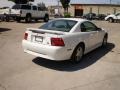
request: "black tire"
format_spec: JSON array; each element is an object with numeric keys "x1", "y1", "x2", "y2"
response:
[
  {"x1": 102, "y1": 35, "x2": 108, "y2": 47},
  {"x1": 5, "y1": 15, "x2": 10, "y2": 22},
  {"x1": 16, "y1": 17, "x2": 21, "y2": 22},
  {"x1": 71, "y1": 45, "x2": 84, "y2": 63},
  {"x1": 1, "y1": 17, "x2": 4, "y2": 21},
  {"x1": 25, "y1": 14, "x2": 31, "y2": 23},
  {"x1": 44, "y1": 15, "x2": 49, "y2": 22},
  {"x1": 109, "y1": 18, "x2": 114, "y2": 23},
  {"x1": 35, "y1": 19, "x2": 38, "y2": 22}
]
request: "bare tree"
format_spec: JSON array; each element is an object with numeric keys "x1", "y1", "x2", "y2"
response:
[{"x1": 60, "y1": 0, "x2": 70, "y2": 13}]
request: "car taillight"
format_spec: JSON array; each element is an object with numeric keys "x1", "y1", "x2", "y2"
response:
[
  {"x1": 24, "y1": 33, "x2": 28, "y2": 40},
  {"x1": 51, "y1": 38, "x2": 65, "y2": 46}
]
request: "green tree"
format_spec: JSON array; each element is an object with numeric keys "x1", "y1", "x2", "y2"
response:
[
  {"x1": 37, "y1": 2, "x2": 47, "y2": 10},
  {"x1": 60, "y1": 0, "x2": 70, "y2": 13},
  {"x1": 8, "y1": 0, "x2": 34, "y2": 4}
]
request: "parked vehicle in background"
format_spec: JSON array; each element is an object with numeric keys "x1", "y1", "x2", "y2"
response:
[
  {"x1": 105, "y1": 13, "x2": 120, "y2": 23},
  {"x1": 54, "y1": 14, "x2": 63, "y2": 18},
  {"x1": 83, "y1": 13, "x2": 96, "y2": 20},
  {"x1": 22, "y1": 18, "x2": 108, "y2": 63},
  {"x1": 11, "y1": 4, "x2": 49, "y2": 22},
  {"x1": 0, "y1": 7, "x2": 16, "y2": 22},
  {"x1": 96, "y1": 14, "x2": 106, "y2": 20}
]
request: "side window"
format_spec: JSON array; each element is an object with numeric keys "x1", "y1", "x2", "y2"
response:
[
  {"x1": 33, "y1": 6, "x2": 37, "y2": 10},
  {"x1": 81, "y1": 22, "x2": 97, "y2": 32},
  {"x1": 21, "y1": 5, "x2": 31, "y2": 10}
]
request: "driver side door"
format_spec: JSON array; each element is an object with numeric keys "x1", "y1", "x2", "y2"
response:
[{"x1": 80, "y1": 21, "x2": 99, "y2": 51}]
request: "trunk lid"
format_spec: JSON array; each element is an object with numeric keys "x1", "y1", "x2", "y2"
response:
[{"x1": 27, "y1": 28, "x2": 66, "y2": 45}]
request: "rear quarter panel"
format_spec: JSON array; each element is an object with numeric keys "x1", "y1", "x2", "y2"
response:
[{"x1": 61, "y1": 32, "x2": 90, "y2": 54}]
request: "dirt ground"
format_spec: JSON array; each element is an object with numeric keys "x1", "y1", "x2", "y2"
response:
[{"x1": 0, "y1": 20, "x2": 120, "y2": 90}]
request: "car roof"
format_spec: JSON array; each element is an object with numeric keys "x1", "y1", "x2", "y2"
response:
[
  {"x1": 55, "y1": 18, "x2": 88, "y2": 23},
  {"x1": 15, "y1": 4, "x2": 36, "y2": 6}
]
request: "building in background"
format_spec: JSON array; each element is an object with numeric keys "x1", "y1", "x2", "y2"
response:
[
  {"x1": 71, "y1": 4, "x2": 120, "y2": 17},
  {"x1": 48, "y1": 3, "x2": 120, "y2": 17},
  {"x1": 48, "y1": 5, "x2": 63, "y2": 16}
]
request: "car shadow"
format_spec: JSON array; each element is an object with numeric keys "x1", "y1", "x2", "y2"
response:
[
  {"x1": 0, "y1": 28, "x2": 11, "y2": 33},
  {"x1": 32, "y1": 43, "x2": 115, "y2": 72},
  {"x1": 17, "y1": 18, "x2": 53, "y2": 24},
  {"x1": 16, "y1": 20, "x2": 44, "y2": 24}
]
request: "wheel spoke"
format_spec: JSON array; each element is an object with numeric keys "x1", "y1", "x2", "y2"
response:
[
  {"x1": 72, "y1": 45, "x2": 84, "y2": 63},
  {"x1": 75, "y1": 47, "x2": 83, "y2": 61}
]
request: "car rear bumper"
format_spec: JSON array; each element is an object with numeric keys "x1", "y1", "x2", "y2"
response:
[{"x1": 22, "y1": 40, "x2": 72, "y2": 61}]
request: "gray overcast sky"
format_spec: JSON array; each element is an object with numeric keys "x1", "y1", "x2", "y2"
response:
[{"x1": 0, "y1": 0, "x2": 120, "y2": 7}]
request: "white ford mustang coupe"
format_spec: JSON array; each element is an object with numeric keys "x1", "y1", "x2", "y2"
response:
[{"x1": 22, "y1": 18, "x2": 108, "y2": 63}]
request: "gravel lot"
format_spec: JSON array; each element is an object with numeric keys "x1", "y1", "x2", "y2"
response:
[{"x1": 0, "y1": 20, "x2": 120, "y2": 90}]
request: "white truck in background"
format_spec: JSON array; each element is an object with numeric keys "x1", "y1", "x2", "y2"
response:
[
  {"x1": 0, "y1": 4, "x2": 49, "y2": 23},
  {"x1": 0, "y1": 7, "x2": 16, "y2": 22},
  {"x1": 105, "y1": 13, "x2": 120, "y2": 23},
  {"x1": 12, "y1": 4, "x2": 49, "y2": 22}
]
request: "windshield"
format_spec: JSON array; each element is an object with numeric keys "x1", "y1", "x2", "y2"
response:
[
  {"x1": 12, "y1": 5, "x2": 21, "y2": 9},
  {"x1": 39, "y1": 20, "x2": 77, "y2": 32}
]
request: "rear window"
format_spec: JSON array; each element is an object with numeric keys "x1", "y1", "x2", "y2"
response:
[
  {"x1": 39, "y1": 20, "x2": 77, "y2": 32},
  {"x1": 12, "y1": 5, "x2": 21, "y2": 9},
  {"x1": 21, "y1": 5, "x2": 31, "y2": 10}
]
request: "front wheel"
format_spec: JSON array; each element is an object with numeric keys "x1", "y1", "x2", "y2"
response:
[
  {"x1": 109, "y1": 18, "x2": 114, "y2": 23},
  {"x1": 71, "y1": 45, "x2": 84, "y2": 63}
]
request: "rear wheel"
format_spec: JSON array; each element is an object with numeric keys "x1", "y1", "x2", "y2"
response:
[
  {"x1": 25, "y1": 14, "x2": 31, "y2": 23},
  {"x1": 102, "y1": 35, "x2": 108, "y2": 47},
  {"x1": 71, "y1": 45, "x2": 84, "y2": 63},
  {"x1": 16, "y1": 17, "x2": 21, "y2": 22},
  {"x1": 5, "y1": 15, "x2": 10, "y2": 22},
  {"x1": 109, "y1": 18, "x2": 114, "y2": 23},
  {"x1": 35, "y1": 19, "x2": 38, "y2": 22},
  {"x1": 44, "y1": 15, "x2": 49, "y2": 22}
]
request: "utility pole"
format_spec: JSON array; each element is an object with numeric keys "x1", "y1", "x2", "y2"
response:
[
  {"x1": 110, "y1": 0, "x2": 112, "y2": 4},
  {"x1": 58, "y1": 0, "x2": 60, "y2": 15}
]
